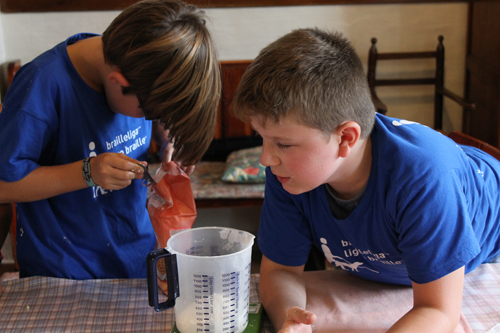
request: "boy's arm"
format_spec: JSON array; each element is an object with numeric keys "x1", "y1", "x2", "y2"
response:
[
  {"x1": 387, "y1": 266, "x2": 465, "y2": 333},
  {"x1": 260, "y1": 255, "x2": 316, "y2": 333},
  {"x1": 0, "y1": 153, "x2": 145, "y2": 203}
]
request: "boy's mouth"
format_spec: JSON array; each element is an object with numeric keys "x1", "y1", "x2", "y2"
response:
[
  {"x1": 276, "y1": 175, "x2": 291, "y2": 183},
  {"x1": 271, "y1": 169, "x2": 291, "y2": 183}
]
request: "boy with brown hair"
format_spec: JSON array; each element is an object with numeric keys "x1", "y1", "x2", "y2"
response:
[
  {"x1": 233, "y1": 28, "x2": 500, "y2": 332},
  {"x1": 0, "y1": 0, "x2": 220, "y2": 279}
]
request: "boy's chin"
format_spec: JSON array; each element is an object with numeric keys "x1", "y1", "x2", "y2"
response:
[{"x1": 281, "y1": 183, "x2": 315, "y2": 196}]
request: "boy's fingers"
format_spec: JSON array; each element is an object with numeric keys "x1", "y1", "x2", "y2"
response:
[
  {"x1": 288, "y1": 307, "x2": 317, "y2": 324},
  {"x1": 161, "y1": 160, "x2": 180, "y2": 175},
  {"x1": 90, "y1": 153, "x2": 144, "y2": 189},
  {"x1": 279, "y1": 307, "x2": 317, "y2": 332},
  {"x1": 107, "y1": 154, "x2": 146, "y2": 175},
  {"x1": 183, "y1": 165, "x2": 195, "y2": 175}
]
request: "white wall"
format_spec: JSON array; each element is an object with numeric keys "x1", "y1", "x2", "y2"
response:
[
  {"x1": 0, "y1": 14, "x2": 5, "y2": 63},
  {"x1": 0, "y1": 3, "x2": 468, "y2": 132},
  {"x1": 0, "y1": 3, "x2": 469, "y2": 264}
]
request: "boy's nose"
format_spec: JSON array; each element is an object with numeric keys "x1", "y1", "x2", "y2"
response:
[{"x1": 260, "y1": 142, "x2": 280, "y2": 167}]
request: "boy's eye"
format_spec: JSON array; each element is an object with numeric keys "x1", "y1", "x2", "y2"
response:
[{"x1": 277, "y1": 142, "x2": 291, "y2": 149}]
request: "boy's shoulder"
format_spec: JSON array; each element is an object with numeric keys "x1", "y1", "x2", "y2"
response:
[
  {"x1": 372, "y1": 114, "x2": 466, "y2": 185},
  {"x1": 30, "y1": 33, "x2": 97, "y2": 72},
  {"x1": 7, "y1": 34, "x2": 97, "y2": 97},
  {"x1": 17, "y1": 33, "x2": 97, "y2": 79},
  {"x1": 373, "y1": 114, "x2": 453, "y2": 155},
  {"x1": 3, "y1": 33, "x2": 104, "y2": 121}
]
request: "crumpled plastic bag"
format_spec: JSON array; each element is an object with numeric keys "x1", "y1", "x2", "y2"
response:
[
  {"x1": 147, "y1": 162, "x2": 197, "y2": 249},
  {"x1": 146, "y1": 162, "x2": 197, "y2": 295}
]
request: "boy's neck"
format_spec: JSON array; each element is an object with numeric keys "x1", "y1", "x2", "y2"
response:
[
  {"x1": 328, "y1": 136, "x2": 372, "y2": 200},
  {"x1": 66, "y1": 36, "x2": 108, "y2": 94}
]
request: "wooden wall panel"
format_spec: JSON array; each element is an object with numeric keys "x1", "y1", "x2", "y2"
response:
[
  {"x1": 466, "y1": 72, "x2": 500, "y2": 147},
  {"x1": 464, "y1": 0, "x2": 500, "y2": 147},
  {"x1": 469, "y1": 0, "x2": 500, "y2": 74},
  {"x1": 219, "y1": 61, "x2": 253, "y2": 139}
]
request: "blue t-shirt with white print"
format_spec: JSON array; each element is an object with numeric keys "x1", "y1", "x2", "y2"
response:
[
  {"x1": 0, "y1": 34, "x2": 155, "y2": 279},
  {"x1": 258, "y1": 114, "x2": 500, "y2": 285}
]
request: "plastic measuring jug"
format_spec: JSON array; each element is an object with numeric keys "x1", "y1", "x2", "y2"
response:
[{"x1": 146, "y1": 226, "x2": 255, "y2": 333}]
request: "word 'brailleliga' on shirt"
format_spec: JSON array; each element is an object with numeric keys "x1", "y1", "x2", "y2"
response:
[{"x1": 105, "y1": 126, "x2": 147, "y2": 154}]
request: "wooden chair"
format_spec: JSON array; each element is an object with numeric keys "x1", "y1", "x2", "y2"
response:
[
  {"x1": 448, "y1": 131, "x2": 500, "y2": 162},
  {"x1": 367, "y1": 36, "x2": 475, "y2": 131}
]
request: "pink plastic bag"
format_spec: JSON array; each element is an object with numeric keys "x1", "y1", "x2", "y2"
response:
[{"x1": 147, "y1": 162, "x2": 197, "y2": 248}]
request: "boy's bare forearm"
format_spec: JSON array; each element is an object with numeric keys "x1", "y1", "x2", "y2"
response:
[
  {"x1": 259, "y1": 257, "x2": 308, "y2": 331},
  {"x1": 387, "y1": 306, "x2": 460, "y2": 333},
  {"x1": 0, "y1": 161, "x2": 87, "y2": 203},
  {"x1": 0, "y1": 153, "x2": 148, "y2": 203},
  {"x1": 388, "y1": 267, "x2": 464, "y2": 333}
]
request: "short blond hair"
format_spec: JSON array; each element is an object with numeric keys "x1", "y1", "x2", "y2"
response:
[
  {"x1": 233, "y1": 28, "x2": 375, "y2": 138},
  {"x1": 102, "y1": 0, "x2": 221, "y2": 165}
]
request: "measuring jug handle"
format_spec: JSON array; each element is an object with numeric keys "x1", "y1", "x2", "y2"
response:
[{"x1": 146, "y1": 248, "x2": 180, "y2": 312}]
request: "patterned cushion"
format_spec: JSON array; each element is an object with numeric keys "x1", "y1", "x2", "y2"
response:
[{"x1": 222, "y1": 146, "x2": 266, "y2": 183}]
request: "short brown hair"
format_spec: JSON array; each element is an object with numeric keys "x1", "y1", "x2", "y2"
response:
[
  {"x1": 233, "y1": 28, "x2": 375, "y2": 138},
  {"x1": 102, "y1": 0, "x2": 220, "y2": 165}
]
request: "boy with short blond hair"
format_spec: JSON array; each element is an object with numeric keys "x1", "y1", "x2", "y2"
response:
[
  {"x1": 0, "y1": 0, "x2": 220, "y2": 279},
  {"x1": 233, "y1": 28, "x2": 500, "y2": 332}
]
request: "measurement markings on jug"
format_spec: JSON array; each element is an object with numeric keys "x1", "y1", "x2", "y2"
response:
[
  {"x1": 194, "y1": 274, "x2": 215, "y2": 331},
  {"x1": 221, "y1": 270, "x2": 241, "y2": 330}
]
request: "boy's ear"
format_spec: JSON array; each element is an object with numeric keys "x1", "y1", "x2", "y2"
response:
[
  {"x1": 337, "y1": 121, "x2": 361, "y2": 158},
  {"x1": 108, "y1": 70, "x2": 130, "y2": 87}
]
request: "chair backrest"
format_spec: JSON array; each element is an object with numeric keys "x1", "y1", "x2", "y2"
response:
[
  {"x1": 448, "y1": 131, "x2": 500, "y2": 162},
  {"x1": 368, "y1": 36, "x2": 464, "y2": 131}
]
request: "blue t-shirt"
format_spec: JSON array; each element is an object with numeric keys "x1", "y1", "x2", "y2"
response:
[
  {"x1": 0, "y1": 34, "x2": 155, "y2": 279},
  {"x1": 258, "y1": 114, "x2": 500, "y2": 285}
]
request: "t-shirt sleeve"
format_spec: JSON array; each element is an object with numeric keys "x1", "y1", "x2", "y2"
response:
[{"x1": 0, "y1": 65, "x2": 58, "y2": 182}]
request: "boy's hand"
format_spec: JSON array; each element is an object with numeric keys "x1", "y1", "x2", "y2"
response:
[
  {"x1": 89, "y1": 153, "x2": 145, "y2": 190},
  {"x1": 278, "y1": 307, "x2": 317, "y2": 333}
]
